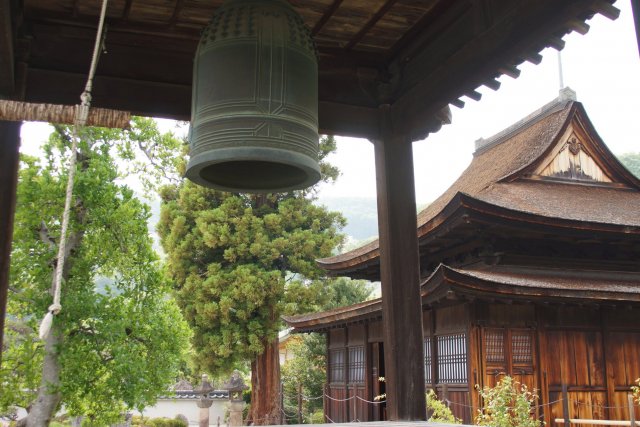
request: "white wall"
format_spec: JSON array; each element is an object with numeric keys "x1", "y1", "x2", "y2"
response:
[{"x1": 138, "y1": 398, "x2": 228, "y2": 426}]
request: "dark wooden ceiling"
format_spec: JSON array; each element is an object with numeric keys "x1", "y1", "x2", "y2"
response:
[{"x1": 1, "y1": 0, "x2": 621, "y2": 139}]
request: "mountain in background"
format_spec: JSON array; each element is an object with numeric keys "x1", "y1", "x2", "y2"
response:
[{"x1": 318, "y1": 196, "x2": 378, "y2": 242}]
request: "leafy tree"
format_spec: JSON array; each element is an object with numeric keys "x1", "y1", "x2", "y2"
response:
[
  {"x1": 618, "y1": 152, "x2": 640, "y2": 178},
  {"x1": 157, "y1": 136, "x2": 345, "y2": 425},
  {"x1": 426, "y1": 389, "x2": 460, "y2": 424},
  {"x1": 2, "y1": 120, "x2": 191, "y2": 426},
  {"x1": 475, "y1": 376, "x2": 541, "y2": 427},
  {"x1": 281, "y1": 277, "x2": 373, "y2": 423}
]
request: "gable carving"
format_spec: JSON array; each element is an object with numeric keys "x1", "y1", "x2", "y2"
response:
[{"x1": 537, "y1": 134, "x2": 612, "y2": 183}]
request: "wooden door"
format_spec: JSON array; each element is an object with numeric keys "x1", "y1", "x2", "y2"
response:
[
  {"x1": 481, "y1": 328, "x2": 538, "y2": 392},
  {"x1": 544, "y1": 330, "x2": 608, "y2": 422}
]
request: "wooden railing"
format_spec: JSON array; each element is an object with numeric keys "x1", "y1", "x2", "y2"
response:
[{"x1": 556, "y1": 384, "x2": 638, "y2": 427}]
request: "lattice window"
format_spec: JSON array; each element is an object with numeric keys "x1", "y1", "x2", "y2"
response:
[
  {"x1": 437, "y1": 333, "x2": 468, "y2": 384},
  {"x1": 485, "y1": 329, "x2": 506, "y2": 364},
  {"x1": 329, "y1": 348, "x2": 345, "y2": 383},
  {"x1": 424, "y1": 337, "x2": 432, "y2": 384},
  {"x1": 348, "y1": 346, "x2": 365, "y2": 384},
  {"x1": 512, "y1": 331, "x2": 533, "y2": 365}
]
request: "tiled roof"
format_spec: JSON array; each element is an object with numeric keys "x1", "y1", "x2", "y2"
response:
[
  {"x1": 425, "y1": 264, "x2": 640, "y2": 303},
  {"x1": 160, "y1": 390, "x2": 229, "y2": 400},
  {"x1": 285, "y1": 264, "x2": 640, "y2": 331},
  {"x1": 283, "y1": 298, "x2": 381, "y2": 331}
]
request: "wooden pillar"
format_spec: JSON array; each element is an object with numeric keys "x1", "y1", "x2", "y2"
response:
[
  {"x1": 0, "y1": 120, "x2": 21, "y2": 366},
  {"x1": 372, "y1": 106, "x2": 426, "y2": 421},
  {"x1": 632, "y1": 0, "x2": 640, "y2": 56}
]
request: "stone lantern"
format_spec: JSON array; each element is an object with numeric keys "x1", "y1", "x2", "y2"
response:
[
  {"x1": 195, "y1": 374, "x2": 215, "y2": 427},
  {"x1": 223, "y1": 370, "x2": 248, "y2": 427}
]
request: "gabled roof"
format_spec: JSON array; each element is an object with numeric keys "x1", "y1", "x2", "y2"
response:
[{"x1": 319, "y1": 91, "x2": 640, "y2": 276}]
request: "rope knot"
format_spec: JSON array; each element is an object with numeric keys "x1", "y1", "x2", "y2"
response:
[{"x1": 48, "y1": 303, "x2": 62, "y2": 315}]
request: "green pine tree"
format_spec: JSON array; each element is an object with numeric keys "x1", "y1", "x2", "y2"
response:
[{"x1": 157, "y1": 136, "x2": 346, "y2": 424}]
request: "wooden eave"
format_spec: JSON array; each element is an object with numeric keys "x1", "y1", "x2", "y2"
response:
[
  {"x1": 319, "y1": 191, "x2": 640, "y2": 280},
  {"x1": 422, "y1": 264, "x2": 640, "y2": 306},
  {"x1": 2, "y1": 0, "x2": 620, "y2": 140},
  {"x1": 286, "y1": 263, "x2": 640, "y2": 332},
  {"x1": 282, "y1": 298, "x2": 382, "y2": 333}
]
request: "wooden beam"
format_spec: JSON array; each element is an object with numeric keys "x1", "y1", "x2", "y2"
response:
[
  {"x1": 311, "y1": 0, "x2": 344, "y2": 36},
  {"x1": 632, "y1": 0, "x2": 640, "y2": 56},
  {"x1": 168, "y1": 0, "x2": 186, "y2": 28},
  {"x1": 0, "y1": 0, "x2": 15, "y2": 96},
  {"x1": 0, "y1": 120, "x2": 20, "y2": 367},
  {"x1": 0, "y1": 100, "x2": 131, "y2": 128},
  {"x1": 390, "y1": 0, "x2": 619, "y2": 137},
  {"x1": 345, "y1": 0, "x2": 399, "y2": 50},
  {"x1": 318, "y1": 101, "x2": 379, "y2": 139},
  {"x1": 24, "y1": 68, "x2": 192, "y2": 120},
  {"x1": 372, "y1": 106, "x2": 425, "y2": 421}
]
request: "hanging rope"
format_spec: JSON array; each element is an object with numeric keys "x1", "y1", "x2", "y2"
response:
[{"x1": 39, "y1": 0, "x2": 110, "y2": 340}]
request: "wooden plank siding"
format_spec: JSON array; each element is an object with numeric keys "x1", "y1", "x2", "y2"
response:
[
  {"x1": 540, "y1": 306, "x2": 640, "y2": 425},
  {"x1": 323, "y1": 304, "x2": 640, "y2": 425},
  {"x1": 326, "y1": 325, "x2": 371, "y2": 423}
]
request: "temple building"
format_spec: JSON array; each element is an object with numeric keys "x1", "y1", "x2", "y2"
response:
[{"x1": 285, "y1": 89, "x2": 640, "y2": 425}]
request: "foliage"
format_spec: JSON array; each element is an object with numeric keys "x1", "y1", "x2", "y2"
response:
[
  {"x1": 426, "y1": 389, "x2": 460, "y2": 424},
  {"x1": 618, "y1": 152, "x2": 640, "y2": 178},
  {"x1": 321, "y1": 277, "x2": 374, "y2": 310},
  {"x1": 281, "y1": 336, "x2": 325, "y2": 423},
  {"x1": 111, "y1": 117, "x2": 187, "y2": 193},
  {"x1": 632, "y1": 378, "x2": 640, "y2": 405},
  {"x1": 131, "y1": 415, "x2": 188, "y2": 427},
  {"x1": 475, "y1": 376, "x2": 541, "y2": 427},
  {"x1": 1, "y1": 122, "x2": 191, "y2": 425},
  {"x1": 157, "y1": 136, "x2": 346, "y2": 376},
  {"x1": 281, "y1": 278, "x2": 373, "y2": 423},
  {"x1": 308, "y1": 410, "x2": 325, "y2": 424}
]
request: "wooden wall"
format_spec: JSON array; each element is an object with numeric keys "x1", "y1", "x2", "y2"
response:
[
  {"x1": 323, "y1": 304, "x2": 640, "y2": 425},
  {"x1": 325, "y1": 324, "x2": 370, "y2": 423},
  {"x1": 538, "y1": 306, "x2": 640, "y2": 425}
]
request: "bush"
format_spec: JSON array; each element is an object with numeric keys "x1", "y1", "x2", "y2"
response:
[
  {"x1": 632, "y1": 378, "x2": 640, "y2": 405},
  {"x1": 308, "y1": 409, "x2": 325, "y2": 424},
  {"x1": 475, "y1": 376, "x2": 541, "y2": 427},
  {"x1": 426, "y1": 389, "x2": 460, "y2": 424},
  {"x1": 130, "y1": 415, "x2": 187, "y2": 427}
]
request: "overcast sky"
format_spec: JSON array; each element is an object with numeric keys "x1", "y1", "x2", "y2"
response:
[
  {"x1": 315, "y1": 0, "x2": 640, "y2": 205},
  {"x1": 19, "y1": 0, "x2": 640, "y2": 207}
]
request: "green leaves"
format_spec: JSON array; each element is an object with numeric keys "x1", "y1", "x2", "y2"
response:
[
  {"x1": 618, "y1": 152, "x2": 640, "y2": 178},
  {"x1": 426, "y1": 389, "x2": 460, "y2": 424},
  {"x1": 475, "y1": 375, "x2": 542, "y2": 427},
  {"x1": 3, "y1": 122, "x2": 191, "y2": 425},
  {"x1": 158, "y1": 162, "x2": 346, "y2": 376}
]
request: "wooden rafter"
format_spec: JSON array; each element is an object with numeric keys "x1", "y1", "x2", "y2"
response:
[
  {"x1": 121, "y1": 0, "x2": 133, "y2": 22},
  {"x1": 345, "y1": 0, "x2": 399, "y2": 50},
  {"x1": 311, "y1": 0, "x2": 343, "y2": 36},
  {"x1": 168, "y1": 0, "x2": 185, "y2": 28}
]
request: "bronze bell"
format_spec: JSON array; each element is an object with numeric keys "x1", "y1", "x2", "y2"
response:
[{"x1": 186, "y1": 0, "x2": 321, "y2": 193}]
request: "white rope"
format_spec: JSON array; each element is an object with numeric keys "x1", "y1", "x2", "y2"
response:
[{"x1": 39, "y1": 0, "x2": 109, "y2": 340}]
